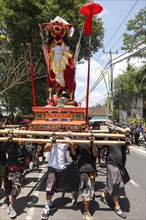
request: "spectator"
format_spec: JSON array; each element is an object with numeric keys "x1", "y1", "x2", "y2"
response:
[
  {"x1": 138, "y1": 122, "x2": 144, "y2": 134},
  {"x1": 134, "y1": 123, "x2": 140, "y2": 145},
  {"x1": 130, "y1": 123, "x2": 135, "y2": 144}
]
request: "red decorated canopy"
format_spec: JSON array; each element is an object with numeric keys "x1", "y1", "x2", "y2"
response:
[{"x1": 80, "y1": 2, "x2": 103, "y2": 35}]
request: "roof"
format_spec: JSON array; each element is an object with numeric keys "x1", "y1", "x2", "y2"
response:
[{"x1": 89, "y1": 104, "x2": 111, "y2": 117}]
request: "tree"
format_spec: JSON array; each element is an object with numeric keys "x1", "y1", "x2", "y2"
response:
[
  {"x1": 113, "y1": 64, "x2": 146, "y2": 119},
  {"x1": 0, "y1": 0, "x2": 104, "y2": 113},
  {"x1": 122, "y1": 8, "x2": 146, "y2": 58},
  {"x1": 0, "y1": 0, "x2": 104, "y2": 59},
  {"x1": 1, "y1": 78, "x2": 48, "y2": 114},
  {"x1": 0, "y1": 45, "x2": 44, "y2": 96},
  {"x1": 0, "y1": 43, "x2": 47, "y2": 114}
]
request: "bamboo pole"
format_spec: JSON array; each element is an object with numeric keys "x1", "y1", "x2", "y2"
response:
[
  {"x1": 0, "y1": 125, "x2": 19, "y2": 129},
  {"x1": 0, "y1": 126, "x2": 109, "y2": 133},
  {"x1": 0, "y1": 129, "x2": 125, "y2": 138},
  {"x1": 0, "y1": 137, "x2": 126, "y2": 145},
  {"x1": 1, "y1": 125, "x2": 130, "y2": 134}
]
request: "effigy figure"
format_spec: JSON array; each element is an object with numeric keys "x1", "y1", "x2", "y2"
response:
[{"x1": 41, "y1": 16, "x2": 76, "y2": 106}]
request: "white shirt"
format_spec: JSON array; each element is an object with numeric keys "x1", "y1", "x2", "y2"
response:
[{"x1": 48, "y1": 137, "x2": 69, "y2": 170}]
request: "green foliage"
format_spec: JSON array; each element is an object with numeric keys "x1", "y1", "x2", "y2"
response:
[
  {"x1": 135, "y1": 65, "x2": 146, "y2": 94},
  {"x1": 1, "y1": 0, "x2": 104, "y2": 58},
  {"x1": 122, "y1": 8, "x2": 146, "y2": 57},
  {"x1": 113, "y1": 109, "x2": 119, "y2": 122},
  {"x1": 1, "y1": 77, "x2": 48, "y2": 115},
  {"x1": 114, "y1": 64, "x2": 146, "y2": 115},
  {"x1": 126, "y1": 116, "x2": 145, "y2": 125},
  {"x1": 115, "y1": 8, "x2": 146, "y2": 119},
  {"x1": 0, "y1": 0, "x2": 104, "y2": 114}
]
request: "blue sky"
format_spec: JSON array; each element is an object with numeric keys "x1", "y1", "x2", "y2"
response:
[
  {"x1": 75, "y1": 0, "x2": 145, "y2": 107},
  {"x1": 94, "y1": 0, "x2": 145, "y2": 63}
]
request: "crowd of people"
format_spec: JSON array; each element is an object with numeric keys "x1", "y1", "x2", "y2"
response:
[
  {"x1": 0, "y1": 120, "x2": 132, "y2": 220},
  {"x1": 128, "y1": 122, "x2": 146, "y2": 146},
  {"x1": 93, "y1": 120, "x2": 146, "y2": 147},
  {"x1": 0, "y1": 111, "x2": 32, "y2": 126}
]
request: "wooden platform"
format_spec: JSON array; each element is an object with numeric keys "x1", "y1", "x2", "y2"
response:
[{"x1": 30, "y1": 105, "x2": 86, "y2": 131}]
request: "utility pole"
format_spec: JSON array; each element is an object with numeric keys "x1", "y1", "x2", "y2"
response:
[{"x1": 103, "y1": 50, "x2": 118, "y2": 116}]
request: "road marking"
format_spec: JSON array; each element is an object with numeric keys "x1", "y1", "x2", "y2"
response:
[
  {"x1": 25, "y1": 154, "x2": 48, "y2": 220},
  {"x1": 129, "y1": 146, "x2": 146, "y2": 156},
  {"x1": 130, "y1": 179, "x2": 140, "y2": 187}
]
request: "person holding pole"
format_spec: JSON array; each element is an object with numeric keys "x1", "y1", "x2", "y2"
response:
[
  {"x1": 0, "y1": 137, "x2": 7, "y2": 189},
  {"x1": 71, "y1": 122, "x2": 98, "y2": 220},
  {"x1": 41, "y1": 125, "x2": 76, "y2": 220},
  {"x1": 1, "y1": 139, "x2": 29, "y2": 218},
  {"x1": 100, "y1": 126, "x2": 130, "y2": 219}
]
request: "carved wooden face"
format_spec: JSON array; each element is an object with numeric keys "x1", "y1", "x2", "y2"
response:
[
  {"x1": 42, "y1": 19, "x2": 73, "y2": 42},
  {"x1": 49, "y1": 21, "x2": 73, "y2": 42},
  {"x1": 50, "y1": 21, "x2": 66, "y2": 38}
]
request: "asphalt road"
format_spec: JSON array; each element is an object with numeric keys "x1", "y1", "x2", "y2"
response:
[{"x1": 0, "y1": 145, "x2": 146, "y2": 220}]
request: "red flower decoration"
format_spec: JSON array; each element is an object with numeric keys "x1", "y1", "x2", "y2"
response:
[{"x1": 80, "y1": 2, "x2": 103, "y2": 35}]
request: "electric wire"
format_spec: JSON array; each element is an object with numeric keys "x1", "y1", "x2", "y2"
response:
[
  {"x1": 94, "y1": 0, "x2": 139, "y2": 65},
  {"x1": 89, "y1": 47, "x2": 146, "y2": 94},
  {"x1": 88, "y1": 43, "x2": 145, "y2": 95},
  {"x1": 80, "y1": 0, "x2": 140, "y2": 98},
  {"x1": 79, "y1": 46, "x2": 146, "y2": 102},
  {"x1": 77, "y1": 0, "x2": 142, "y2": 103},
  {"x1": 103, "y1": 0, "x2": 139, "y2": 49}
]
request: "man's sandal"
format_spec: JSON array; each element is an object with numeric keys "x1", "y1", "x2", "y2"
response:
[
  {"x1": 114, "y1": 208, "x2": 126, "y2": 218},
  {"x1": 100, "y1": 191, "x2": 109, "y2": 205},
  {"x1": 100, "y1": 196, "x2": 108, "y2": 205}
]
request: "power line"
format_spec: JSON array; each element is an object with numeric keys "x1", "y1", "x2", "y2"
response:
[
  {"x1": 109, "y1": 47, "x2": 146, "y2": 66},
  {"x1": 79, "y1": 46, "x2": 146, "y2": 102},
  {"x1": 89, "y1": 43, "x2": 145, "y2": 92},
  {"x1": 78, "y1": 0, "x2": 142, "y2": 103},
  {"x1": 89, "y1": 46, "x2": 146, "y2": 93},
  {"x1": 93, "y1": 0, "x2": 139, "y2": 65},
  {"x1": 104, "y1": 0, "x2": 139, "y2": 49},
  {"x1": 110, "y1": 34, "x2": 124, "y2": 51},
  {"x1": 78, "y1": 1, "x2": 141, "y2": 98}
]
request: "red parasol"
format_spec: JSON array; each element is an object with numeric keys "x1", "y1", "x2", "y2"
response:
[
  {"x1": 80, "y1": 1, "x2": 103, "y2": 122},
  {"x1": 80, "y1": 1, "x2": 103, "y2": 35}
]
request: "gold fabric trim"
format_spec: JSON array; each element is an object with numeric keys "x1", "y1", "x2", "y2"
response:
[{"x1": 49, "y1": 50, "x2": 72, "y2": 76}]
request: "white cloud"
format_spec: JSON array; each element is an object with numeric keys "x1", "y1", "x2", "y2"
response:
[
  {"x1": 75, "y1": 59, "x2": 107, "y2": 107},
  {"x1": 75, "y1": 53, "x2": 145, "y2": 107},
  {"x1": 112, "y1": 52, "x2": 145, "y2": 78}
]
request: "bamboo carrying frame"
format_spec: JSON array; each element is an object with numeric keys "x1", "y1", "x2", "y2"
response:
[{"x1": 0, "y1": 128, "x2": 127, "y2": 145}]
